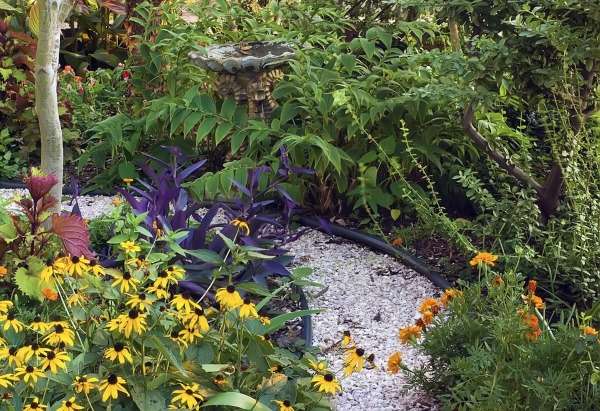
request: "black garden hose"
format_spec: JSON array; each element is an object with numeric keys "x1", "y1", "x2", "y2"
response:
[
  {"x1": 295, "y1": 284, "x2": 313, "y2": 347},
  {"x1": 296, "y1": 216, "x2": 451, "y2": 290}
]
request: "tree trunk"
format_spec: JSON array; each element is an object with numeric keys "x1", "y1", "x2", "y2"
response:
[
  {"x1": 448, "y1": 18, "x2": 462, "y2": 53},
  {"x1": 35, "y1": 0, "x2": 73, "y2": 213}
]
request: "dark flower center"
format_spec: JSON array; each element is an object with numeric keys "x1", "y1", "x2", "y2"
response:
[
  {"x1": 71, "y1": 256, "x2": 80, "y2": 264},
  {"x1": 181, "y1": 291, "x2": 190, "y2": 300},
  {"x1": 33, "y1": 316, "x2": 41, "y2": 323},
  {"x1": 123, "y1": 272, "x2": 131, "y2": 280},
  {"x1": 31, "y1": 403, "x2": 38, "y2": 409},
  {"x1": 195, "y1": 307, "x2": 204, "y2": 315},
  {"x1": 159, "y1": 271, "x2": 168, "y2": 278},
  {"x1": 46, "y1": 351, "x2": 56, "y2": 360},
  {"x1": 55, "y1": 324, "x2": 64, "y2": 333},
  {"x1": 186, "y1": 389, "x2": 193, "y2": 395},
  {"x1": 226, "y1": 285, "x2": 235, "y2": 293},
  {"x1": 6, "y1": 313, "x2": 14, "y2": 320},
  {"x1": 31, "y1": 343, "x2": 39, "y2": 351},
  {"x1": 324, "y1": 373, "x2": 334, "y2": 382},
  {"x1": 107, "y1": 374, "x2": 117, "y2": 384},
  {"x1": 8, "y1": 347, "x2": 16, "y2": 355},
  {"x1": 65, "y1": 401, "x2": 72, "y2": 407},
  {"x1": 343, "y1": 331, "x2": 350, "y2": 337},
  {"x1": 25, "y1": 365, "x2": 34, "y2": 373},
  {"x1": 284, "y1": 400, "x2": 291, "y2": 406},
  {"x1": 114, "y1": 342, "x2": 124, "y2": 352},
  {"x1": 356, "y1": 348, "x2": 365, "y2": 357},
  {"x1": 90, "y1": 260, "x2": 98, "y2": 267},
  {"x1": 171, "y1": 330, "x2": 180, "y2": 338},
  {"x1": 138, "y1": 293, "x2": 146, "y2": 300},
  {"x1": 46, "y1": 260, "x2": 53, "y2": 267},
  {"x1": 128, "y1": 309, "x2": 139, "y2": 319},
  {"x1": 79, "y1": 377, "x2": 87, "y2": 383},
  {"x1": 159, "y1": 306, "x2": 166, "y2": 312},
  {"x1": 243, "y1": 297, "x2": 251, "y2": 305}
]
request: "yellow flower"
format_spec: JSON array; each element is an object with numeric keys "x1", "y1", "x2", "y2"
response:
[
  {"x1": 41, "y1": 350, "x2": 70, "y2": 374},
  {"x1": 40, "y1": 261, "x2": 55, "y2": 281},
  {"x1": 583, "y1": 326, "x2": 598, "y2": 336},
  {"x1": 0, "y1": 373, "x2": 18, "y2": 388},
  {"x1": 0, "y1": 300, "x2": 13, "y2": 313},
  {"x1": 387, "y1": 352, "x2": 402, "y2": 374},
  {"x1": 239, "y1": 297, "x2": 259, "y2": 319},
  {"x1": 399, "y1": 325, "x2": 422, "y2": 344},
  {"x1": 30, "y1": 317, "x2": 52, "y2": 333},
  {"x1": 67, "y1": 290, "x2": 87, "y2": 307},
  {"x1": 0, "y1": 346, "x2": 22, "y2": 366},
  {"x1": 260, "y1": 316, "x2": 271, "y2": 325},
  {"x1": 440, "y1": 288, "x2": 462, "y2": 306},
  {"x1": 154, "y1": 270, "x2": 177, "y2": 288},
  {"x1": 88, "y1": 259, "x2": 104, "y2": 276},
  {"x1": 171, "y1": 383, "x2": 205, "y2": 409},
  {"x1": 3, "y1": 313, "x2": 24, "y2": 333},
  {"x1": 112, "y1": 196, "x2": 123, "y2": 206},
  {"x1": 73, "y1": 375, "x2": 98, "y2": 394},
  {"x1": 117, "y1": 309, "x2": 147, "y2": 338},
  {"x1": 53, "y1": 256, "x2": 72, "y2": 273},
  {"x1": 18, "y1": 343, "x2": 50, "y2": 362},
  {"x1": 126, "y1": 292, "x2": 153, "y2": 311},
  {"x1": 341, "y1": 330, "x2": 352, "y2": 347},
  {"x1": 308, "y1": 359, "x2": 328, "y2": 373},
  {"x1": 418, "y1": 298, "x2": 440, "y2": 315},
  {"x1": 170, "y1": 292, "x2": 200, "y2": 313},
  {"x1": 215, "y1": 285, "x2": 243, "y2": 310},
  {"x1": 469, "y1": 251, "x2": 498, "y2": 267},
  {"x1": 180, "y1": 307, "x2": 210, "y2": 332},
  {"x1": 23, "y1": 397, "x2": 47, "y2": 411},
  {"x1": 44, "y1": 323, "x2": 75, "y2": 347},
  {"x1": 146, "y1": 285, "x2": 170, "y2": 299},
  {"x1": 343, "y1": 347, "x2": 366, "y2": 376},
  {"x1": 104, "y1": 342, "x2": 133, "y2": 364},
  {"x1": 0, "y1": 265, "x2": 7, "y2": 278},
  {"x1": 166, "y1": 265, "x2": 186, "y2": 280},
  {"x1": 231, "y1": 218, "x2": 250, "y2": 235},
  {"x1": 120, "y1": 240, "x2": 141, "y2": 254},
  {"x1": 65, "y1": 255, "x2": 90, "y2": 277},
  {"x1": 15, "y1": 365, "x2": 45, "y2": 385},
  {"x1": 57, "y1": 397, "x2": 84, "y2": 411},
  {"x1": 99, "y1": 374, "x2": 130, "y2": 402},
  {"x1": 122, "y1": 178, "x2": 134, "y2": 185},
  {"x1": 168, "y1": 329, "x2": 189, "y2": 348},
  {"x1": 111, "y1": 270, "x2": 140, "y2": 293},
  {"x1": 311, "y1": 373, "x2": 341, "y2": 395},
  {"x1": 180, "y1": 327, "x2": 202, "y2": 344},
  {"x1": 274, "y1": 400, "x2": 294, "y2": 411}
]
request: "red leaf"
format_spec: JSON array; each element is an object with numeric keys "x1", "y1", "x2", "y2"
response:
[
  {"x1": 100, "y1": 0, "x2": 127, "y2": 15},
  {"x1": 51, "y1": 213, "x2": 94, "y2": 258}
]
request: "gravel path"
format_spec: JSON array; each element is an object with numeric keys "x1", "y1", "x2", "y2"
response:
[
  {"x1": 1, "y1": 189, "x2": 439, "y2": 409},
  {"x1": 288, "y1": 230, "x2": 439, "y2": 411}
]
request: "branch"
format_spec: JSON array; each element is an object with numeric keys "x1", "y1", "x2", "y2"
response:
[{"x1": 462, "y1": 103, "x2": 543, "y2": 193}]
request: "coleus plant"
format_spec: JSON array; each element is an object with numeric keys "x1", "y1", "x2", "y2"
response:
[{"x1": 0, "y1": 169, "x2": 92, "y2": 299}]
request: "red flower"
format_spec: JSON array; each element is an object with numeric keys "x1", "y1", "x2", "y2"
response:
[
  {"x1": 122, "y1": 70, "x2": 131, "y2": 80},
  {"x1": 23, "y1": 172, "x2": 58, "y2": 202}
]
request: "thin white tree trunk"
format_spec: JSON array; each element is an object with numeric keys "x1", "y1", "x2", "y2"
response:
[{"x1": 35, "y1": 0, "x2": 73, "y2": 212}]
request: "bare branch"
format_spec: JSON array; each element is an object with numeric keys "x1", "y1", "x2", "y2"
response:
[{"x1": 462, "y1": 103, "x2": 543, "y2": 193}]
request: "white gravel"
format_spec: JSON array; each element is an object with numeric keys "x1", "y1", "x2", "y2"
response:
[
  {"x1": 0, "y1": 189, "x2": 439, "y2": 409},
  {"x1": 288, "y1": 230, "x2": 439, "y2": 411}
]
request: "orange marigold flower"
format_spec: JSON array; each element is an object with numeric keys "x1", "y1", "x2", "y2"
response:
[
  {"x1": 469, "y1": 252, "x2": 498, "y2": 267},
  {"x1": 387, "y1": 352, "x2": 402, "y2": 374},
  {"x1": 523, "y1": 313, "x2": 539, "y2": 329},
  {"x1": 527, "y1": 279, "x2": 537, "y2": 294},
  {"x1": 0, "y1": 266, "x2": 7, "y2": 278},
  {"x1": 399, "y1": 325, "x2": 422, "y2": 344},
  {"x1": 583, "y1": 326, "x2": 598, "y2": 336},
  {"x1": 526, "y1": 327, "x2": 542, "y2": 341},
  {"x1": 391, "y1": 238, "x2": 403, "y2": 247},
  {"x1": 42, "y1": 288, "x2": 58, "y2": 301},
  {"x1": 530, "y1": 295, "x2": 544, "y2": 309},
  {"x1": 491, "y1": 275, "x2": 504, "y2": 287},
  {"x1": 421, "y1": 310, "x2": 434, "y2": 325},
  {"x1": 418, "y1": 298, "x2": 440, "y2": 315},
  {"x1": 440, "y1": 288, "x2": 462, "y2": 306}
]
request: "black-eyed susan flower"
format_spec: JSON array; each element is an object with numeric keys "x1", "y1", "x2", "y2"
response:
[
  {"x1": 73, "y1": 375, "x2": 98, "y2": 394},
  {"x1": 171, "y1": 383, "x2": 205, "y2": 409},
  {"x1": 146, "y1": 285, "x2": 170, "y2": 299},
  {"x1": 126, "y1": 292, "x2": 153, "y2": 311},
  {"x1": 111, "y1": 271, "x2": 140, "y2": 293},
  {"x1": 308, "y1": 359, "x2": 328, "y2": 373},
  {"x1": 341, "y1": 330, "x2": 352, "y2": 347},
  {"x1": 99, "y1": 374, "x2": 130, "y2": 402},
  {"x1": 231, "y1": 218, "x2": 250, "y2": 235},
  {"x1": 215, "y1": 285, "x2": 243, "y2": 310},
  {"x1": 0, "y1": 300, "x2": 13, "y2": 314},
  {"x1": 44, "y1": 323, "x2": 75, "y2": 347},
  {"x1": 104, "y1": 342, "x2": 133, "y2": 364},
  {"x1": 166, "y1": 265, "x2": 185, "y2": 280},
  {"x1": 88, "y1": 259, "x2": 104, "y2": 276},
  {"x1": 57, "y1": 397, "x2": 84, "y2": 411},
  {"x1": 311, "y1": 373, "x2": 341, "y2": 394},
  {"x1": 40, "y1": 261, "x2": 55, "y2": 281},
  {"x1": 398, "y1": 325, "x2": 422, "y2": 344},
  {"x1": 30, "y1": 317, "x2": 51, "y2": 333},
  {"x1": 23, "y1": 397, "x2": 47, "y2": 411},
  {"x1": 469, "y1": 251, "x2": 498, "y2": 267},
  {"x1": 181, "y1": 307, "x2": 210, "y2": 332},
  {"x1": 168, "y1": 329, "x2": 188, "y2": 348},
  {"x1": 239, "y1": 297, "x2": 258, "y2": 319},
  {"x1": 180, "y1": 327, "x2": 202, "y2": 344},
  {"x1": 53, "y1": 256, "x2": 71, "y2": 273},
  {"x1": 65, "y1": 255, "x2": 90, "y2": 277},
  {"x1": 41, "y1": 350, "x2": 69, "y2": 374},
  {"x1": 259, "y1": 316, "x2": 271, "y2": 325},
  {"x1": 0, "y1": 347, "x2": 22, "y2": 366},
  {"x1": 170, "y1": 292, "x2": 200, "y2": 313},
  {"x1": 120, "y1": 240, "x2": 141, "y2": 255},
  {"x1": 3, "y1": 313, "x2": 24, "y2": 333},
  {"x1": 67, "y1": 290, "x2": 87, "y2": 307},
  {"x1": 343, "y1": 347, "x2": 366, "y2": 376},
  {"x1": 118, "y1": 309, "x2": 147, "y2": 338},
  {"x1": 387, "y1": 352, "x2": 402, "y2": 374},
  {"x1": 273, "y1": 400, "x2": 294, "y2": 411},
  {"x1": 15, "y1": 365, "x2": 45, "y2": 385},
  {"x1": 153, "y1": 270, "x2": 172, "y2": 289},
  {"x1": 18, "y1": 343, "x2": 50, "y2": 362},
  {"x1": 0, "y1": 373, "x2": 17, "y2": 388}
]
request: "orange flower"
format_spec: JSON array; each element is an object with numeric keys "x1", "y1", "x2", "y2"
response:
[
  {"x1": 522, "y1": 313, "x2": 541, "y2": 341},
  {"x1": 469, "y1": 252, "x2": 498, "y2": 267},
  {"x1": 387, "y1": 352, "x2": 402, "y2": 374},
  {"x1": 526, "y1": 327, "x2": 542, "y2": 341},
  {"x1": 527, "y1": 280, "x2": 537, "y2": 294},
  {"x1": 491, "y1": 275, "x2": 504, "y2": 287},
  {"x1": 583, "y1": 326, "x2": 598, "y2": 336},
  {"x1": 421, "y1": 310, "x2": 434, "y2": 325},
  {"x1": 440, "y1": 288, "x2": 462, "y2": 306},
  {"x1": 0, "y1": 266, "x2": 7, "y2": 278},
  {"x1": 391, "y1": 238, "x2": 403, "y2": 247},
  {"x1": 42, "y1": 288, "x2": 58, "y2": 301},
  {"x1": 530, "y1": 295, "x2": 544, "y2": 309},
  {"x1": 419, "y1": 298, "x2": 440, "y2": 315},
  {"x1": 399, "y1": 325, "x2": 422, "y2": 344}
]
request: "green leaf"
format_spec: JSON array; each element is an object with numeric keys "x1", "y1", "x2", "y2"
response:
[
  {"x1": 185, "y1": 249, "x2": 223, "y2": 264},
  {"x1": 214, "y1": 122, "x2": 234, "y2": 145},
  {"x1": 118, "y1": 161, "x2": 138, "y2": 179},
  {"x1": 130, "y1": 384, "x2": 167, "y2": 410},
  {"x1": 196, "y1": 117, "x2": 218, "y2": 145},
  {"x1": 221, "y1": 98, "x2": 237, "y2": 120},
  {"x1": 264, "y1": 309, "x2": 320, "y2": 334},
  {"x1": 15, "y1": 267, "x2": 42, "y2": 300},
  {"x1": 184, "y1": 112, "x2": 203, "y2": 136},
  {"x1": 28, "y1": 1, "x2": 40, "y2": 37},
  {"x1": 280, "y1": 102, "x2": 299, "y2": 124},
  {"x1": 230, "y1": 130, "x2": 246, "y2": 155},
  {"x1": 390, "y1": 209, "x2": 401, "y2": 221},
  {"x1": 359, "y1": 38, "x2": 376, "y2": 59},
  {"x1": 201, "y1": 364, "x2": 230, "y2": 373},
  {"x1": 201, "y1": 392, "x2": 271, "y2": 411},
  {"x1": 0, "y1": 211, "x2": 16, "y2": 243},
  {"x1": 0, "y1": 1, "x2": 17, "y2": 11}
]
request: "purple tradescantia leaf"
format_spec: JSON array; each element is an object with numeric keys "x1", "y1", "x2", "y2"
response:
[
  {"x1": 230, "y1": 179, "x2": 252, "y2": 197},
  {"x1": 178, "y1": 280, "x2": 206, "y2": 294},
  {"x1": 185, "y1": 203, "x2": 225, "y2": 249},
  {"x1": 209, "y1": 225, "x2": 237, "y2": 252},
  {"x1": 176, "y1": 159, "x2": 206, "y2": 185},
  {"x1": 128, "y1": 185, "x2": 153, "y2": 202},
  {"x1": 140, "y1": 163, "x2": 161, "y2": 186},
  {"x1": 118, "y1": 188, "x2": 145, "y2": 212},
  {"x1": 141, "y1": 152, "x2": 170, "y2": 168},
  {"x1": 261, "y1": 260, "x2": 291, "y2": 276}
]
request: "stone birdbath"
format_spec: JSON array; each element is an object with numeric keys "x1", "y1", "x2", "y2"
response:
[{"x1": 189, "y1": 41, "x2": 295, "y2": 119}]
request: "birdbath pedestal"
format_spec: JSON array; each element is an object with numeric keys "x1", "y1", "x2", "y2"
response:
[{"x1": 189, "y1": 42, "x2": 295, "y2": 119}]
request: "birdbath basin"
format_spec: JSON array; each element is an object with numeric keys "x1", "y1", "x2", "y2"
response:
[{"x1": 189, "y1": 41, "x2": 295, "y2": 118}]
